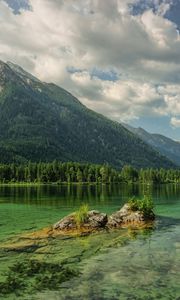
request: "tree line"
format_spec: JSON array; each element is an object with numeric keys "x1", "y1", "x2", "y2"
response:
[{"x1": 0, "y1": 162, "x2": 179, "y2": 184}]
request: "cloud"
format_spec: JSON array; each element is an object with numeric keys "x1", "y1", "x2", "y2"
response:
[
  {"x1": 69, "y1": 71, "x2": 173, "y2": 122},
  {"x1": 171, "y1": 117, "x2": 180, "y2": 128},
  {"x1": 0, "y1": 0, "x2": 179, "y2": 129}
]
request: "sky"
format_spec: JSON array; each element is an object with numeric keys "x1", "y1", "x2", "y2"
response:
[{"x1": 0, "y1": 0, "x2": 180, "y2": 140}]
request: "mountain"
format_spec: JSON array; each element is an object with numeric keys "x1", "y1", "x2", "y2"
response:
[
  {"x1": 0, "y1": 60, "x2": 176, "y2": 168},
  {"x1": 123, "y1": 124, "x2": 180, "y2": 166}
]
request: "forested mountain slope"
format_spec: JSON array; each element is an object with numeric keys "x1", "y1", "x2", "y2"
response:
[
  {"x1": 0, "y1": 60, "x2": 175, "y2": 168},
  {"x1": 124, "y1": 124, "x2": 180, "y2": 166}
]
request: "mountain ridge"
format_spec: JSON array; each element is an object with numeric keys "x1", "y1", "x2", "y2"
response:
[
  {"x1": 123, "y1": 124, "x2": 180, "y2": 166},
  {"x1": 0, "y1": 59, "x2": 176, "y2": 168}
]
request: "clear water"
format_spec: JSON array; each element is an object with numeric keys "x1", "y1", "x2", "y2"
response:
[{"x1": 0, "y1": 184, "x2": 179, "y2": 299}]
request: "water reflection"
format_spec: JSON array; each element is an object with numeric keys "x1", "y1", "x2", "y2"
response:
[{"x1": 0, "y1": 184, "x2": 179, "y2": 208}]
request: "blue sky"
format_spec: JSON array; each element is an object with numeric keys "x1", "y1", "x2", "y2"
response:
[
  {"x1": 5, "y1": 0, "x2": 30, "y2": 13},
  {"x1": 1, "y1": 0, "x2": 180, "y2": 140}
]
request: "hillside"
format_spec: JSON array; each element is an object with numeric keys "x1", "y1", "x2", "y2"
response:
[
  {"x1": 0, "y1": 60, "x2": 176, "y2": 168},
  {"x1": 124, "y1": 124, "x2": 180, "y2": 166}
]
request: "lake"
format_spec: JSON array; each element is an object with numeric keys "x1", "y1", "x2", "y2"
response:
[{"x1": 0, "y1": 184, "x2": 180, "y2": 299}]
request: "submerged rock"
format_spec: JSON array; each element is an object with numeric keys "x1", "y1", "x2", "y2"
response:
[
  {"x1": 53, "y1": 210, "x2": 108, "y2": 231},
  {"x1": 108, "y1": 203, "x2": 155, "y2": 228}
]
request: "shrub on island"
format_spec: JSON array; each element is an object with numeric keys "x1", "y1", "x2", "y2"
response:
[{"x1": 128, "y1": 195, "x2": 154, "y2": 219}]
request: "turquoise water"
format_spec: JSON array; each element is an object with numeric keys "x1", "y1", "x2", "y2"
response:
[{"x1": 0, "y1": 184, "x2": 179, "y2": 299}]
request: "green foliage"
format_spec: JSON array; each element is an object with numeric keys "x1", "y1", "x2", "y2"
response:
[
  {"x1": 121, "y1": 165, "x2": 138, "y2": 182},
  {"x1": 138, "y1": 195, "x2": 154, "y2": 218},
  {"x1": 75, "y1": 204, "x2": 89, "y2": 227},
  {"x1": 0, "y1": 161, "x2": 179, "y2": 184},
  {"x1": 128, "y1": 197, "x2": 139, "y2": 211},
  {"x1": 128, "y1": 195, "x2": 154, "y2": 218}
]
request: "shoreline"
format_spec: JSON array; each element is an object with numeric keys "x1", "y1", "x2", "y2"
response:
[{"x1": 0, "y1": 182, "x2": 179, "y2": 186}]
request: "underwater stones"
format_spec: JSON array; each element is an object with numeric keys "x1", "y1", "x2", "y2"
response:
[
  {"x1": 0, "y1": 259, "x2": 79, "y2": 297},
  {"x1": 53, "y1": 210, "x2": 108, "y2": 231}
]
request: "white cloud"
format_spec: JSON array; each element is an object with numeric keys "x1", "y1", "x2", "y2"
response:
[
  {"x1": 0, "y1": 0, "x2": 180, "y2": 128},
  {"x1": 70, "y1": 73, "x2": 170, "y2": 122},
  {"x1": 171, "y1": 117, "x2": 180, "y2": 128}
]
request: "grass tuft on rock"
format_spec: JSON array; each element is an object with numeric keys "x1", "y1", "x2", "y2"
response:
[{"x1": 75, "y1": 204, "x2": 89, "y2": 227}]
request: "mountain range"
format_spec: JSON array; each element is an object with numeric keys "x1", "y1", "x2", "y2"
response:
[
  {"x1": 123, "y1": 124, "x2": 180, "y2": 167},
  {"x1": 0, "y1": 60, "x2": 177, "y2": 169}
]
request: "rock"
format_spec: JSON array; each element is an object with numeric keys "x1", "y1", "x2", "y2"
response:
[
  {"x1": 53, "y1": 213, "x2": 76, "y2": 230},
  {"x1": 53, "y1": 205, "x2": 155, "y2": 232},
  {"x1": 107, "y1": 203, "x2": 152, "y2": 228},
  {"x1": 86, "y1": 210, "x2": 108, "y2": 228},
  {"x1": 53, "y1": 210, "x2": 108, "y2": 231}
]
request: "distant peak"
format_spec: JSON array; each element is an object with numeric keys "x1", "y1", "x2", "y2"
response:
[
  {"x1": 137, "y1": 127, "x2": 146, "y2": 132},
  {"x1": 0, "y1": 60, "x2": 16, "y2": 82},
  {"x1": 0, "y1": 59, "x2": 5, "y2": 66},
  {"x1": 6, "y1": 61, "x2": 40, "y2": 83},
  {"x1": 0, "y1": 60, "x2": 9, "y2": 71},
  {"x1": 7, "y1": 61, "x2": 23, "y2": 71}
]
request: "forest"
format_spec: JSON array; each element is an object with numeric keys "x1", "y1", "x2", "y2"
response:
[{"x1": 0, "y1": 161, "x2": 179, "y2": 184}]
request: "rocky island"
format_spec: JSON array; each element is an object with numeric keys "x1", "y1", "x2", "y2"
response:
[
  {"x1": 1, "y1": 196, "x2": 155, "y2": 255},
  {"x1": 53, "y1": 196, "x2": 155, "y2": 234}
]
